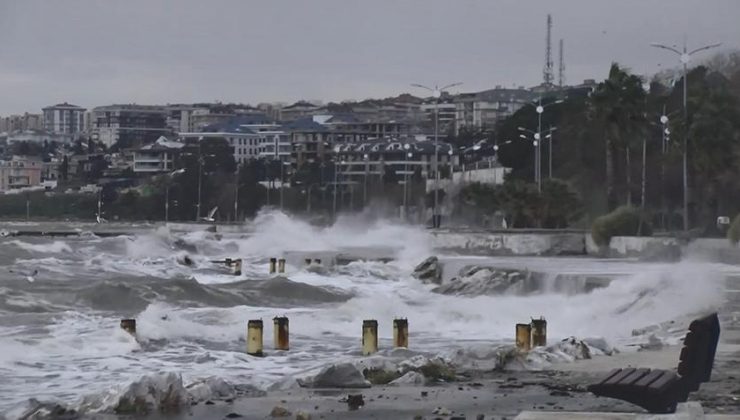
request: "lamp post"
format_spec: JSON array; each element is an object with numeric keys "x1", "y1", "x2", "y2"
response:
[
  {"x1": 545, "y1": 126, "x2": 557, "y2": 179},
  {"x1": 411, "y1": 82, "x2": 463, "y2": 228},
  {"x1": 532, "y1": 99, "x2": 562, "y2": 191},
  {"x1": 233, "y1": 163, "x2": 240, "y2": 222},
  {"x1": 518, "y1": 127, "x2": 540, "y2": 184},
  {"x1": 650, "y1": 39, "x2": 721, "y2": 231},
  {"x1": 404, "y1": 144, "x2": 412, "y2": 220},
  {"x1": 165, "y1": 168, "x2": 186, "y2": 223},
  {"x1": 279, "y1": 161, "x2": 290, "y2": 211},
  {"x1": 195, "y1": 136, "x2": 203, "y2": 221},
  {"x1": 332, "y1": 145, "x2": 340, "y2": 218},
  {"x1": 363, "y1": 153, "x2": 369, "y2": 207}
]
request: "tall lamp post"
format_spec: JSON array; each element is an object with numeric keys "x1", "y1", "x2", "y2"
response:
[
  {"x1": 332, "y1": 145, "x2": 341, "y2": 218},
  {"x1": 403, "y1": 144, "x2": 412, "y2": 220},
  {"x1": 650, "y1": 39, "x2": 721, "y2": 231},
  {"x1": 363, "y1": 153, "x2": 369, "y2": 207},
  {"x1": 411, "y1": 82, "x2": 462, "y2": 228},
  {"x1": 517, "y1": 127, "x2": 540, "y2": 184},
  {"x1": 233, "y1": 163, "x2": 240, "y2": 222},
  {"x1": 195, "y1": 136, "x2": 203, "y2": 221},
  {"x1": 532, "y1": 99, "x2": 563, "y2": 191},
  {"x1": 165, "y1": 168, "x2": 186, "y2": 223}
]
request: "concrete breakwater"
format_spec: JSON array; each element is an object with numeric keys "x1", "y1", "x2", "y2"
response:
[{"x1": 431, "y1": 230, "x2": 740, "y2": 262}]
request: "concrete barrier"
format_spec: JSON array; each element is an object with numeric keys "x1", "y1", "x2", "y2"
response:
[{"x1": 431, "y1": 231, "x2": 586, "y2": 256}]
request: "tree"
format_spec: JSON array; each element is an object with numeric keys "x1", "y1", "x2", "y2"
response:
[
  {"x1": 60, "y1": 155, "x2": 69, "y2": 181},
  {"x1": 538, "y1": 179, "x2": 583, "y2": 228},
  {"x1": 590, "y1": 63, "x2": 647, "y2": 210}
]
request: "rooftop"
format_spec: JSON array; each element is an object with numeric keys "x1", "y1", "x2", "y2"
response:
[{"x1": 42, "y1": 102, "x2": 85, "y2": 111}]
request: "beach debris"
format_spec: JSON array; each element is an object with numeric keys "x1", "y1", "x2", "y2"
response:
[
  {"x1": 432, "y1": 406, "x2": 451, "y2": 415},
  {"x1": 412, "y1": 256, "x2": 442, "y2": 284},
  {"x1": 270, "y1": 406, "x2": 291, "y2": 417},
  {"x1": 346, "y1": 394, "x2": 365, "y2": 410}
]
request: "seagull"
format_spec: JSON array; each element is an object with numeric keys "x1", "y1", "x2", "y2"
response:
[
  {"x1": 200, "y1": 206, "x2": 218, "y2": 222},
  {"x1": 9, "y1": 269, "x2": 38, "y2": 282}
]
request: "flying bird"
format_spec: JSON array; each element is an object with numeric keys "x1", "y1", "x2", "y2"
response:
[
  {"x1": 9, "y1": 269, "x2": 38, "y2": 282},
  {"x1": 200, "y1": 206, "x2": 218, "y2": 222}
]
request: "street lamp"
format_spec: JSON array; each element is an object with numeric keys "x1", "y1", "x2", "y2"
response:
[
  {"x1": 650, "y1": 39, "x2": 721, "y2": 231},
  {"x1": 165, "y1": 168, "x2": 186, "y2": 223},
  {"x1": 532, "y1": 99, "x2": 563, "y2": 191},
  {"x1": 411, "y1": 81, "x2": 463, "y2": 228},
  {"x1": 196, "y1": 136, "x2": 203, "y2": 221},
  {"x1": 333, "y1": 145, "x2": 340, "y2": 218},
  {"x1": 518, "y1": 127, "x2": 539, "y2": 183},
  {"x1": 363, "y1": 153, "x2": 369, "y2": 207},
  {"x1": 279, "y1": 161, "x2": 291, "y2": 211}
]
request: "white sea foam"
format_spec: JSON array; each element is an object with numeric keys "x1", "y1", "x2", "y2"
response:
[{"x1": 0, "y1": 213, "x2": 737, "y2": 416}]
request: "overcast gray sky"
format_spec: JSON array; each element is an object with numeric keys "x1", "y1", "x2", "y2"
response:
[{"x1": 1, "y1": 0, "x2": 738, "y2": 115}]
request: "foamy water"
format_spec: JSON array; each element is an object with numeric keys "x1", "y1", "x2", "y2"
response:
[{"x1": 0, "y1": 212, "x2": 735, "y2": 417}]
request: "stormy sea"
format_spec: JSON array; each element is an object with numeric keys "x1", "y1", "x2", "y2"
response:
[{"x1": 0, "y1": 211, "x2": 734, "y2": 418}]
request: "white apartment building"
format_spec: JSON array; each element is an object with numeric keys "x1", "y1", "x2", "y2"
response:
[{"x1": 42, "y1": 103, "x2": 86, "y2": 138}]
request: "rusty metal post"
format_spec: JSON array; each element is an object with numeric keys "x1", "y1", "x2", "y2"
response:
[
  {"x1": 247, "y1": 319, "x2": 264, "y2": 356},
  {"x1": 531, "y1": 317, "x2": 547, "y2": 347},
  {"x1": 273, "y1": 316, "x2": 289, "y2": 350},
  {"x1": 516, "y1": 323, "x2": 532, "y2": 351},
  {"x1": 278, "y1": 258, "x2": 286, "y2": 273},
  {"x1": 393, "y1": 318, "x2": 408, "y2": 348},
  {"x1": 304, "y1": 258, "x2": 312, "y2": 266},
  {"x1": 362, "y1": 320, "x2": 378, "y2": 355},
  {"x1": 232, "y1": 258, "x2": 242, "y2": 276},
  {"x1": 269, "y1": 258, "x2": 277, "y2": 274},
  {"x1": 120, "y1": 319, "x2": 136, "y2": 336},
  {"x1": 314, "y1": 259, "x2": 322, "y2": 265}
]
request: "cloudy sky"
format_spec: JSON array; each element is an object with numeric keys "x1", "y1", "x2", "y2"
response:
[{"x1": 1, "y1": 0, "x2": 738, "y2": 115}]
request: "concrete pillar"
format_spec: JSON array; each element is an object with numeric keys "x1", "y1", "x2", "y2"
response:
[
  {"x1": 247, "y1": 320, "x2": 264, "y2": 356},
  {"x1": 516, "y1": 323, "x2": 531, "y2": 351},
  {"x1": 273, "y1": 316, "x2": 289, "y2": 350},
  {"x1": 362, "y1": 320, "x2": 378, "y2": 355},
  {"x1": 393, "y1": 318, "x2": 408, "y2": 348},
  {"x1": 232, "y1": 258, "x2": 242, "y2": 276},
  {"x1": 120, "y1": 319, "x2": 136, "y2": 336},
  {"x1": 269, "y1": 258, "x2": 277, "y2": 274},
  {"x1": 531, "y1": 317, "x2": 547, "y2": 347}
]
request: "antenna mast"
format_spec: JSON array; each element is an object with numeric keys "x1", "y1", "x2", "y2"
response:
[{"x1": 543, "y1": 14, "x2": 554, "y2": 88}]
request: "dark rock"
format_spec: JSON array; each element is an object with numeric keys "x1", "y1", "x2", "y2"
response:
[
  {"x1": 433, "y1": 266, "x2": 529, "y2": 296},
  {"x1": 225, "y1": 413, "x2": 242, "y2": 418},
  {"x1": 412, "y1": 256, "x2": 443, "y2": 285},
  {"x1": 269, "y1": 406, "x2": 291, "y2": 417},
  {"x1": 205, "y1": 400, "x2": 215, "y2": 405}
]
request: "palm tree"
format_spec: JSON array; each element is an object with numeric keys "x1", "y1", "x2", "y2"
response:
[{"x1": 590, "y1": 63, "x2": 647, "y2": 210}]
